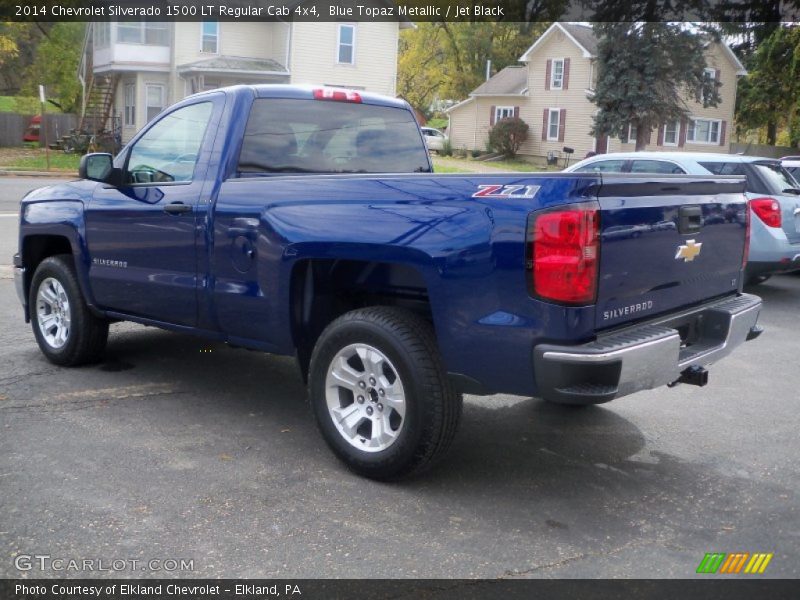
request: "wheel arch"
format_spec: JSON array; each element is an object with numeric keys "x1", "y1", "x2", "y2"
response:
[
  {"x1": 287, "y1": 250, "x2": 440, "y2": 382},
  {"x1": 20, "y1": 222, "x2": 98, "y2": 318}
]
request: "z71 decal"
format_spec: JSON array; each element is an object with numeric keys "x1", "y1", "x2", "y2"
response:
[{"x1": 472, "y1": 184, "x2": 541, "y2": 199}]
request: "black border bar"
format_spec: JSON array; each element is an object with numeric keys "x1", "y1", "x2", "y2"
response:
[
  {"x1": 2, "y1": 579, "x2": 800, "y2": 600},
  {"x1": 2, "y1": 0, "x2": 800, "y2": 22}
]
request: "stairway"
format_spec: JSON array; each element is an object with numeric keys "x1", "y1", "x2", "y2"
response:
[{"x1": 79, "y1": 74, "x2": 118, "y2": 134}]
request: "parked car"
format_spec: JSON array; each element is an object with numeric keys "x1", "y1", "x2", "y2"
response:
[
  {"x1": 14, "y1": 88, "x2": 762, "y2": 479},
  {"x1": 420, "y1": 127, "x2": 448, "y2": 152},
  {"x1": 565, "y1": 152, "x2": 800, "y2": 284}
]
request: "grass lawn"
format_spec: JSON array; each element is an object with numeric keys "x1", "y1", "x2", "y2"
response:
[
  {"x1": 432, "y1": 162, "x2": 470, "y2": 173},
  {"x1": 432, "y1": 155, "x2": 561, "y2": 174},
  {"x1": 0, "y1": 96, "x2": 64, "y2": 113},
  {"x1": 0, "y1": 148, "x2": 79, "y2": 172}
]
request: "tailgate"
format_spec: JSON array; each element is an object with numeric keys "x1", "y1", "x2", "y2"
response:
[{"x1": 595, "y1": 175, "x2": 748, "y2": 329}]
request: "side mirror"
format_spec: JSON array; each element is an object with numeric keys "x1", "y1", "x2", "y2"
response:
[
  {"x1": 79, "y1": 153, "x2": 112, "y2": 181},
  {"x1": 79, "y1": 153, "x2": 123, "y2": 185}
]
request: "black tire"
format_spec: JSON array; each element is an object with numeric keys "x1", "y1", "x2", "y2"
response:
[
  {"x1": 29, "y1": 254, "x2": 109, "y2": 366},
  {"x1": 308, "y1": 307, "x2": 462, "y2": 480}
]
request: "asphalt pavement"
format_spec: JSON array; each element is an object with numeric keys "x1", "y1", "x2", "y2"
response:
[{"x1": 0, "y1": 176, "x2": 797, "y2": 579}]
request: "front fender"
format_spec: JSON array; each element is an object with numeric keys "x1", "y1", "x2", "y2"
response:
[{"x1": 20, "y1": 199, "x2": 97, "y2": 312}]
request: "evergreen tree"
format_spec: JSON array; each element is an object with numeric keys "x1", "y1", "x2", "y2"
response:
[
  {"x1": 590, "y1": 23, "x2": 721, "y2": 151},
  {"x1": 734, "y1": 25, "x2": 800, "y2": 146}
]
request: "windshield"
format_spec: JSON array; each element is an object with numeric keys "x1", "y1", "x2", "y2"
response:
[
  {"x1": 753, "y1": 162, "x2": 799, "y2": 193},
  {"x1": 238, "y1": 98, "x2": 431, "y2": 175}
]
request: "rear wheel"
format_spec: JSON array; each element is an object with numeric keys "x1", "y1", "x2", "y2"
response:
[
  {"x1": 308, "y1": 307, "x2": 462, "y2": 480},
  {"x1": 29, "y1": 255, "x2": 108, "y2": 366}
]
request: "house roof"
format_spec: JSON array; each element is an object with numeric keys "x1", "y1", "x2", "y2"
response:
[
  {"x1": 519, "y1": 22, "x2": 595, "y2": 61},
  {"x1": 177, "y1": 56, "x2": 288, "y2": 76},
  {"x1": 560, "y1": 23, "x2": 598, "y2": 56},
  {"x1": 470, "y1": 66, "x2": 528, "y2": 96},
  {"x1": 519, "y1": 23, "x2": 746, "y2": 75}
]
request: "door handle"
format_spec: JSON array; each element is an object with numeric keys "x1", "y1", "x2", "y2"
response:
[{"x1": 163, "y1": 202, "x2": 192, "y2": 215}]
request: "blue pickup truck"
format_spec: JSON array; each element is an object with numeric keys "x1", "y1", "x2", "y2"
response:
[{"x1": 14, "y1": 85, "x2": 763, "y2": 479}]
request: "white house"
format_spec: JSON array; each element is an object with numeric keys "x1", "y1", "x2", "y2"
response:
[
  {"x1": 80, "y1": 19, "x2": 408, "y2": 142},
  {"x1": 446, "y1": 23, "x2": 747, "y2": 159}
]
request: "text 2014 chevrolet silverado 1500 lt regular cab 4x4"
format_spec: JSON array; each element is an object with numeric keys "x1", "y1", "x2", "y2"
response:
[{"x1": 14, "y1": 85, "x2": 763, "y2": 479}]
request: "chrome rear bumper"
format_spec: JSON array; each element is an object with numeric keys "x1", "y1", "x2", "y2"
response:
[{"x1": 533, "y1": 293, "x2": 762, "y2": 405}]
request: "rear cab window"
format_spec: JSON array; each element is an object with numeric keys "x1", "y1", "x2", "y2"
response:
[{"x1": 237, "y1": 98, "x2": 431, "y2": 175}]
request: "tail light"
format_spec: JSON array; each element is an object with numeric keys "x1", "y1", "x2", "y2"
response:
[
  {"x1": 750, "y1": 197, "x2": 781, "y2": 228},
  {"x1": 742, "y1": 199, "x2": 751, "y2": 270},
  {"x1": 313, "y1": 88, "x2": 362, "y2": 103},
  {"x1": 530, "y1": 205, "x2": 599, "y2": 304}
]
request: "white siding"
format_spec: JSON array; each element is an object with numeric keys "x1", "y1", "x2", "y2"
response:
[
  {"x1": 520, "y1": 30, "x2": 598, "y2": 159},
  {"x1": 289, "y1": 22, "x2": 399, "y2": 95},
  {"x1": 173, "y1": 22, "x2": 288, "y2": 69},
  {"x1": 447, "y1": 31, "x2": 741, "y2": 159}
]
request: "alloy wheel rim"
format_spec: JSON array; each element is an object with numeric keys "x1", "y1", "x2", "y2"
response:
[
  {"x1": 36, "y1": 277, "x2": 71, "y2": 349},
  {"x1": 324, "y1": 343, "x2": 407, "y2": 452}
]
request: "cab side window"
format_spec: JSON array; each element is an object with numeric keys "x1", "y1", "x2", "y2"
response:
[
  {"x1": 126, "y1": 102, "x2": 213, "y2": 184},
  {"x1": 630, "y1": 160, "x2": 686, "y2": 174},
  {"x1": 574, "y1": 160, "x2": 627, "y2": 173}
]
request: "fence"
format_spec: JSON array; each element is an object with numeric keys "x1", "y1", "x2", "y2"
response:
[
  {"x1": 0, "y1": 113, "x2": 77, "y2": 147},
  {"x1": 730, "y1": 142, "x2": 796, "y2": 159}
]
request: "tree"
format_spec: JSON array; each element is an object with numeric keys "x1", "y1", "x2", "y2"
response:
[
  {"x1": 397, "y1": 23, "x2": 447, "y2": 117},
  {"x1": 489, "y1": 116, "x2": 529, "y2": 157},
  {"x1": 0, "y1": 22, "x2": 51, "y2": 95},
  {"x1": 21, "y1": 22, "x2": 84, "y2": 114},
  {"x1": 590, "y1": 23, "x2": 721, "y2": 151},
  {"x1": 734, "y1": 25, "x2": 800, "y2": 146},
  {"x1": 397, "y1": 22, "x2": 549, "y2": 115}
]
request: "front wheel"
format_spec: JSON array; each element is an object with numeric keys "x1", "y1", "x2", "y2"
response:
[
  {"x1": 308, "y1": 307, "x2": 462, "y2": 480},
  {"x1": 29, "y1": 255, "x2": 109, "y2": 366}
]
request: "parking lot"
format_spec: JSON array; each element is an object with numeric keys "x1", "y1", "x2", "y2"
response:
[{"x1": 0, "y1": 177, "x2": 798, "y2": 579}]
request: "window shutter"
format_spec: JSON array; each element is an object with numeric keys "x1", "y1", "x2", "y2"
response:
[
  {"x1": 542, "y1": 109, "x2": 548, "y2": 141},
  {"x1": 558, "y1": 109, "x2": 566, "y2": 142},
  {"x1": 545, "y1": 59, "x2": 552, "y2": 91},
  {"x1": 563, "y1": 58, "x2": 570, "y2": 90},
  {"x1": 490, "y1": 106, "x2": 496, "y2": 126},
  {"x1": 678, "y1": 118, "x2": 687, "y2": 147},
  {"x1": 715, "y1": 69, "x2": 721, "y2": 83},
  {"x1": 656, "y1": 124, "x2": 664, "y2": 146},
  {"x1": 514, "y1": 106, "x2": 520, "y2": 118},
  {"x1": 719, "y1": 120, "x2": 727, "y2": 146}
]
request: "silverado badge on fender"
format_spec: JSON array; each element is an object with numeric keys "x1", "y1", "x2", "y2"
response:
[{"x1": 675, "y1": 239, "x2": 703, "y2": 262}]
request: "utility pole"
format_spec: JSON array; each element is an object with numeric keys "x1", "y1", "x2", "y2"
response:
[{"x1": 39, "y1": 85, "x2": 50, "y2": 171}]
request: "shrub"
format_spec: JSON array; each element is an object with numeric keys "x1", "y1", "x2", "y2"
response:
[
  {"x1": 488, "y1": 117, "x2": 529, "y2": 158},
  {"x1": 471, "y1": 149, "x2": 482, "y2": 158},
  {"x1": 440, "y1": 137, "x2": 453, "y2": 157}
]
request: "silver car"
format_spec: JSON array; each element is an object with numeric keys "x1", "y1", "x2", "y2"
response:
[
  {"x1": 565, "y1": 151, "x2": 800, "y2": 284},
  {"x1": 420, "y1": 127, "x2": 448, "y2": 153}
]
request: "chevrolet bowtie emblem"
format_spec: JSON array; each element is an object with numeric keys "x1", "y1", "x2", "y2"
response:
[{"x1": 676, "y1": 239, "x2": 702, "y2": 262}]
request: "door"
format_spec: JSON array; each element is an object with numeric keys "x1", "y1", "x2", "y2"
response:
[{"x1": 85, "y1": 99, "x2": 218, "y2": 326}]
